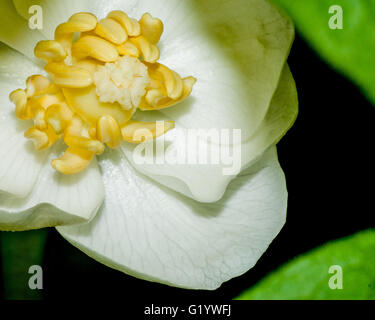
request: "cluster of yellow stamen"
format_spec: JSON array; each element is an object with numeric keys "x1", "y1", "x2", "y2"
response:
[{"x1": 10, "y1": 11, "x2": 196, "y2": 174}]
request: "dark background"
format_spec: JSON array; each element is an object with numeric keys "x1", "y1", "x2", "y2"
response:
[{"x1": 1, "y1": 33, "x2": 375, "y2": 300}]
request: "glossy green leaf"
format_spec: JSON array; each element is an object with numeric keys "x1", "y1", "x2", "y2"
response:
[
  {"x1": 236, "y1": 230, "x2": 375, "y2": 300},
  {"x1": 272, "y1": 0, "x2": 375, "y2": 104}
]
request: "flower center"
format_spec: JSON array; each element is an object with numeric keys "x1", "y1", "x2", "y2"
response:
[
  {"x1": 94, "y1": 56, "x2": 150, "y2": 110},
  {"x1": 9, "y1": 11, "x2": 196, "y2": 175}
]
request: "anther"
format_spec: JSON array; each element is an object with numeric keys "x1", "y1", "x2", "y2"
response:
[
  {"x1": 45, "y1": 62, "x2": 93, "y2": 88},
  {"x1": 72, "y1": 35, "x2": 119, "y2": 62},
  {"x1": 129, "y1": 36, "x2": 160, "y2": 63},
  {"x1": 107, "y1": 11, "x2": 141, "y2": 37},
  {"x1": 55, "y1": 12, "x2": 98, "y2": 41},
  {"x1": 140, "y1": 76, "x2": 196, "y2": 110},
  {"x1": 24, "y1": 125, "x2": 58, "y2": 150},
  {"x1": 97, "y1": 115, "x2": 121, "y2": 148},
  {"x1": 33, "y1": 106, "x2": 47, "y2": 130},
  {"x1": 116, "y1": 42, "x2": 140, "y2": 57},
  {"x1": 148, "y1": 63, "x2": 183, "y2": 100},
  {"x1": 121, "y1": 120, "x2": 175, "y2": 143},
  {"x1": 34, "y1": 40, "x2": 67, "y2": 62},
  {"x1": 26, "y1": 75, "x2": 52, "y2": 98},
  {"x1": 10, "y1": 89, "x2": 30, "y2": 120},
  {"x1": 64, "y1": 136, "x2": 105, "y2": 155},
  {"x1": 45, "y1": 103, "x2": 73, "y2": 134},
  {"x1": 95, "y1": 18, "x2": 128, "y2": 45},
  {"x1": 139, "y1": 13, "x2": 164, "y2": 44},
  {"x1": 51, "y1": 147, "x2": 94, "y2": 175},
  {"x1": 145, "y1": 88, "x2": 166, "y2": 106}
]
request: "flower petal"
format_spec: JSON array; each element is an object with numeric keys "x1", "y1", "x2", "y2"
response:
[
  {"x1": 0, "y1": 1, "x2": 45, "y2": 60},
  {"x1": 133, "y1": 0, "x2": 294, "y2": 140},
  {"x1": 0, "y1": 111, "x2": 49, "y2": 198},
  {"x1": 57, "y1": 146, "x2": 287, "y2": 290},
  {"x1": 0, "y1": 43, "x2": 42, "y2": 85},
  {"x1": 121, "y1": 65, "x2": 297, "y2": 202},
  {"x1": 12, "y1": 0, "x2": 139, "y2": 39},
  {"x1": 0, "y1": 45, "x2": 48, "y2": 198},
  {"x1": 0, "y1": 44, "x2": 104, "y2": 230},
  {"x1": 0, "y1": 141, "x2": 104, "y2": 231}
]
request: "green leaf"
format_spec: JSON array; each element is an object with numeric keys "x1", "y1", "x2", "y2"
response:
[
  {"x1": 236, "y1": 230, "x2": 375, "y2": 300},
  {"x1": 1, "y1": 230, "x2": 47, "y2": 300},
  {"x1": 271, "y1": 0, "x2": 375, "y2": 105}
]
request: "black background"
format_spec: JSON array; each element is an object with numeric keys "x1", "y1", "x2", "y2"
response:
[{"x1": 2, "y1": 32, "x2": 375, "y2": 300}]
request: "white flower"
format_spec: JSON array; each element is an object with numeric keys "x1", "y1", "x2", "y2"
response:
[{"x1": 0, "y1": 0, "x2": 297, "y2": 290}]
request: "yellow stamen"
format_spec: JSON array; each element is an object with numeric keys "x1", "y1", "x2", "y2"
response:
[
  {"x1": 116, "y1": 42, "x2": 140, "y2": 57},
  {"x1": 147, "y1": 63, "x2": 184, "y2": 100},
  {"x1": 64, "y1": 115, "x2": 84, "y2": 136},
  {"x1": 140, "y1": 76, "x2": 196, "y2": 110},
  {"x1": 45, "y1": 62, "x2": 93, "y2": 88},
  {"x1": 24, "y1": 127, "x2": 49, "y2": 150},
  {"x1": 107, "y1": 11, "x2": 141, "y2": 37},
  {"x1": 88, "y1": 126, "x2": 97, "y2": 139},
  {"x1": 28, "y1": 93, "x2": 65, "y2": 113},
  {"x1": 74, "y1": 59, "x2": 100, "y2": 75},
  {"x1": 129, "y1": 36, "x2": 160, "y2": 63},
  {"x1": 55, "y1": 12, "x2": 97, "y2": 41},
  {"x1": 33, "y1": 106, "x2": 47, "y2": 130},
  {"x1": 121, "y1": 120, "x2": 175, "y2": 143},
  {"x1": 9, "y1": 10, "x2": 195, "y2": 175},
  {"x1": 97, "y1": 115, "x2": 121, "y2": 148},
  {"x1": 34, "y1": 40, "x2": 67, "y2": 62},
  {"x1": 64, "y1": 136, "x2": 105, "y2": 155},
  {"x1": 45, "y1": 103, "x2": 73, "y2": 134},
  {"x1": 95, "y1": 18, "x2": 128, "y2": 45},
  {"x1": 24, "y1": 125, "x2": 59, "y2": 150},
  {"x1": 139, "y1": 13, "x2": 164, "y2": 44},
  {"x1": 72, "y1": 35, "x2": 119, "y2": 62},
  {"x1": 10, "y1": 89, "x2": 30, "y2": 120},
  {"x1": 26, "y1": 75, "x2": 52, "y2": 98},
  {"x1": 62, "y1": 115, "x2": 104, "y2": 154},
  {"x1": 145, "y1": 88, "x2": 167, "y2": 106},
  {"x1": 51, "y1": 147, "x2": 94, "y2": 175}
]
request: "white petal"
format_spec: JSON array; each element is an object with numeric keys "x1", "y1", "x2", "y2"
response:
[
  {"x1": 0, "y1": 43, "x2": 43, "y2": 85},
  {"x1": 0, "y1": 91, "x2": 47, "y2": 201},
  {"x1": 57, "y1": 146, "x2": 287, "y2": 290},
  {"x1": 0, "y1": 45, "x2": 104, "y2": 231},
  {"x1": 0, "y1": 45, "x2": 48, "y2": 198},
  {"x1": 122, "y1": 65, "x2": 297, "y2": 202},
  {"x1": 0, "y1": 141, "x2": 104, "y2": 231},
  {"x1": 0, "y1": 113, "x2": 48, "y2": 198},
  {"x1": 12, "y1": 0, "x2": 140, "y2": 39},
  {"x1": 0, "y1": 1, "x2": 45, "y2": 60},
  {"x1": 131, "y1": 0, "x2": 294, "y2": 140}
]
